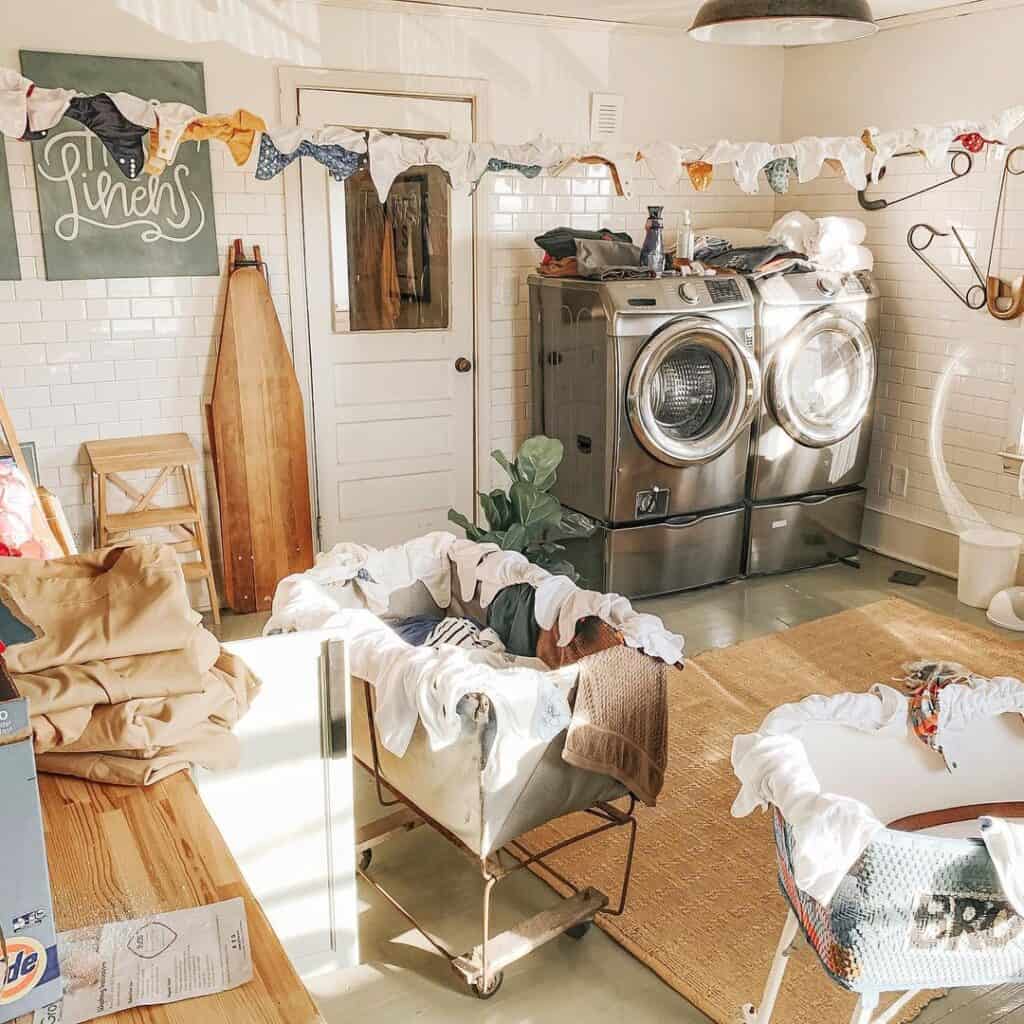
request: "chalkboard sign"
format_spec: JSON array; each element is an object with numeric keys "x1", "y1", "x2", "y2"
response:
[
  {"x1": 21, "y1": 51, "x2": 219, "y2": 281},
  {"x1": 0, "y1": 143, "x2": 20, "y2": 281}
]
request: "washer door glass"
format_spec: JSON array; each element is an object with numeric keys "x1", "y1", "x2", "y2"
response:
[
  {"x1": 769, "y1": 309, "x2": 876, "y2": 448},
  {"x1": 628, "y1": 321, "x2": 760, "y2": 466}
]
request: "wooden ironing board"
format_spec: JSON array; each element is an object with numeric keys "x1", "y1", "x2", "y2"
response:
[{"x1": 209, "y1": 241, "x2": 314, "y2": 612}]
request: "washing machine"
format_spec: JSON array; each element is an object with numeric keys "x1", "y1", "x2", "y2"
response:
[
  {"x1": 746, "y1": 270, "x2": 880, "y2": 575},
  {"x1": 528, "y1": 274, "x2": 761, "y2": 598}
]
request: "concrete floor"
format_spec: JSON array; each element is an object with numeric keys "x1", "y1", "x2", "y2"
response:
[{"x1": 210, "y1": 550, "x2": 1024, "y2": 1024}]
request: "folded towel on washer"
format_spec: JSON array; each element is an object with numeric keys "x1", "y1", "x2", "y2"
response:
[{"x1": 563, "y1": 644, "x2": 668, "y2": 806}]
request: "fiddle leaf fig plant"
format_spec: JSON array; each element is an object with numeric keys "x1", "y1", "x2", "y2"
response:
[{"x1": 448, "y1": 435, "x2": 595, "y2": 581}]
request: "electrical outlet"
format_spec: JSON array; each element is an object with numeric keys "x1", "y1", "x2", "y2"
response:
[{"x1": 889, "y1": 464, "x2": 909, "y2": 498}]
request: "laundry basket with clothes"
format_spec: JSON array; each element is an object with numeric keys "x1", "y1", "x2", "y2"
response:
[
  {"x1": 264, "y1": 531, "x2": 678, "y2": 997},
  {"x1": 732, "y1": 672, "x2": 1024, "y2": 1024}
]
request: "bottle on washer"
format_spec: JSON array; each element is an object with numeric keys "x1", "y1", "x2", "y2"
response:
[{"x1": 678, "y1": 209, "x2": 695, "y2": 262}]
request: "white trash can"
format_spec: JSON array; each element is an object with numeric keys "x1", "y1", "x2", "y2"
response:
[{"x1": 958, "y1": 528, "x2": 1022, "y2": 608}]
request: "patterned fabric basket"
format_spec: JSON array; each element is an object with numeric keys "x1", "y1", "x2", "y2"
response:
[{"x1": 773, "y1": 808, "x2": 1024, "y2": 993}]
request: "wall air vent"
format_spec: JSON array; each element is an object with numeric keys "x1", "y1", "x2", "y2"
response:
[{"x1": 590, "y1": 93, "x2": 624, "y2": 141}]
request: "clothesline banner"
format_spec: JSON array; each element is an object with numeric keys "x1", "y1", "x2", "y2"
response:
[
  {"x1": 19, "y1": 51, "x2": 219, "y2": 281},
  {"x1": 2, "y1": 52, "x2": 1023, "y2": 258}
]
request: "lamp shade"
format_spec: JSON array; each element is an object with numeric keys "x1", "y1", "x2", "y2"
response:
[{"x1": 688, "y1": 0, "x2": 877, "y2": 44}]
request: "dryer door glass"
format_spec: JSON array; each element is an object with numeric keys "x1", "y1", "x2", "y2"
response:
[
  {"x1": 770, "y1": 309, "x2": 876, "y2": 449},
  {"x1": 628, "y1": 322, "x2": 761, "y2": 466}
]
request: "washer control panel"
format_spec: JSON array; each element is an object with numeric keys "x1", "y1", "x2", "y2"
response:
[{"x1": 706, "y1": 277, "x2": 744, "y2": 305}]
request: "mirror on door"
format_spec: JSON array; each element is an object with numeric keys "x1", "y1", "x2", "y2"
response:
[{"x1": 328, "y1": 163, "x2": 451, "y2": 333}]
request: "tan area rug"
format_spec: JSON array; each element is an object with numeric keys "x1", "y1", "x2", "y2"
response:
[{"x1": 522, "y1": 597, "x2": 1024, "y2": 1024}]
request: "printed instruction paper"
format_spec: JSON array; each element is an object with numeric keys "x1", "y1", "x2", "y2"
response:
[{"x1": 33, "y1": 897, "x2": 253, "y2": 1023}]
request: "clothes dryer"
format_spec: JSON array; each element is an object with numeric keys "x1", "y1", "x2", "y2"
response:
[{"x1": 746, "y1": 271, "x2": 880, "y2": 574}]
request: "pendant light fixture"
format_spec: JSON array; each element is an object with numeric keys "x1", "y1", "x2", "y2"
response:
[{"x1": 688, "y1": 0, "x2": 877, "y2": 45}]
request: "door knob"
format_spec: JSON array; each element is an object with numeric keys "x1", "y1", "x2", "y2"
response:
[{"x1": 455, "y1": 357, "x2": 472, "y2": 373}]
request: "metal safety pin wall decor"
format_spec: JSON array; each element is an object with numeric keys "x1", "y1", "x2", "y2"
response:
[
  {"x1": 986, "y1": 145, "x2": 1024, "y2": 321},
  {"x1": 907, "y1": 224, "x2": 986, "y2": 309},
  {"x1": 858, "y1": 151, "x2": 973, "y2": 212}
]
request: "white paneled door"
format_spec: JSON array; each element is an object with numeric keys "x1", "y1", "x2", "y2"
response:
[{"x1": 299, "y1": 89, "x2": 476, "y2": 550}]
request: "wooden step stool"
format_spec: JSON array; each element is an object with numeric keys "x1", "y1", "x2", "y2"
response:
[{"x1": 85, "y1": 433, "x2": 220, "y2": 624}]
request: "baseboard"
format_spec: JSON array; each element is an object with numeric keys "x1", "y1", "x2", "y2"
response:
[{"x1": 860, "y1": 508, "x2": 960, "y2": 579}]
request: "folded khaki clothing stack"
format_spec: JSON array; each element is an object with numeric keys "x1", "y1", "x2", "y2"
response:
[{"x1": 0, "y1": 544, "x2": 260, "y2": 785}]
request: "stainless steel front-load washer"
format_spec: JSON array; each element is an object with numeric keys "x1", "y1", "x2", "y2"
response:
[
  {"x1": 746, "y1": 271, "x2": 880, "y2": 575},
  {"x1": 528, "y1": 274, "x2": 760, "y2": 597}
]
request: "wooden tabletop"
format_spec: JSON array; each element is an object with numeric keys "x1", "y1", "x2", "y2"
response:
[{"x1": 18, "y1": 772, "x2": 326, "y2": 1024}]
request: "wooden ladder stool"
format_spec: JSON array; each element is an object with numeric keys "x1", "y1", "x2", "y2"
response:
[{"x1": 85, "y1": 433, "x2": 220, "y2": 625}]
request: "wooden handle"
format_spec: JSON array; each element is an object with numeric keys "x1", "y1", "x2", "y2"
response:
[
  {"x1": 253, "y1": 244, "x2": 262, "y2": 266},
  {"x1": 987, "y1": 275, "x2": 1024, "y2": 320}
]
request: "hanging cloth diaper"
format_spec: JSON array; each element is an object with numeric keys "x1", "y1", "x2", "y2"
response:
[
  {"x1": 0, "y1": 70, "x2": 34, "y2": 139},
  {"x1": 685, "y1": 161, "x2": 714, "y2": 191},
  {"x1": 793, "y1": 136, "x2": 869, "y2": 190},
  {"x1": 184, "y1": 109, "x2": 266, "y2": 166},
  {"x1": 367, "y1": 130, "x2": 429, "y2": 202},
  {"x1": 708, "y1": 139, "x2": 770, "y2": 194},
  {"x1": 143, "y1": 100, "x2": 201, "y2": 175},
  {"x1": 423, "y1": 138, "x2": 474, "y2": 191},
  {"x1": 64, "y1": 94, "x2": 149, "y2": 179},
  {"x1": 641, "y1": 141, "x2": 703, "y2": 192},
  {"x1": 764, "y1": 156, "x2": 798, "y2": 194},
  {"x1": 468, "y1": 156, "x2": 542, "y2": 194},
  {"x1": 108, "y1": 91, "x2": 157, "y2": 129},
  {"x1": 254, "y1": 131, "x2": 362, "y2": 183},
  {"x1": 551, "y1": 151, "x2": 634, "y2": 198},
  {"x1": 0, "y1": 70, "x2": 75, "y2": 140}
]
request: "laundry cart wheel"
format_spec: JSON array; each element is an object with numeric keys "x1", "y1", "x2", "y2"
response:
[
  {"x1": 566, "y1": 922, "x2": 592, "y2": 940},
  {"x1": 357, "y1": 849, "x2": 373, "y2": 872},
  {"x1": 470, "y1": 971, "x2": 504, "y2": 999}
]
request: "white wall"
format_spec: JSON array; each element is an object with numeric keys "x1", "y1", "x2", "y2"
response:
[
  {"x1": 781, "y1": 8, "x2": 1024, "y2": 574},
  {"x1": 2, "y1": 0, "x2": 784, "y2": 595}
]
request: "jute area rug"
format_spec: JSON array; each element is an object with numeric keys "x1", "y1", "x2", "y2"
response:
[{"x1": 521, "y1": 597, "x2": 1024, "y2": 1024}]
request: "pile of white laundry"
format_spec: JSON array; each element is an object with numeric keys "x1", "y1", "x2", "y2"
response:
[
  {"x1": 264, "y1": 532, "x2": 685, "y2": 774},
  {"x1": 769, "y1": 211, "x2": 874, "y2": 273},
  {"x1": 732, "y1": 677, "x2": 1024, "y2": 912}
]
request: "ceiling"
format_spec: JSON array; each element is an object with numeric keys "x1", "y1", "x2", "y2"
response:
[{"x1": 406, "y1": 0, "x2": 971, "y2": 27}]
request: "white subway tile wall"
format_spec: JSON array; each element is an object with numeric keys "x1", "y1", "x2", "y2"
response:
[
  {"x1": 1, "y1": 138, "x2": 290, "y2": 605},
  {"x1": 485, "y1": 161, "x2": 776, "y2": 487},
  {"x1": 776, "y1": 154, "x2": 1024, "y2": 545}
]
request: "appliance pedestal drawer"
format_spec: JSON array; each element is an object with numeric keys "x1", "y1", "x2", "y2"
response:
[
  {"x1": 565, "y1": 506, "x2": 746, "y2": 598},
  {"x1": 746, "y1": 488, "x2": 866, "y2": 576}
]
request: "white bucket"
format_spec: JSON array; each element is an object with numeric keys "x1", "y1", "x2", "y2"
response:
[{"x1": 957, "y1": 528, "x2": 1022, "y2": 609}]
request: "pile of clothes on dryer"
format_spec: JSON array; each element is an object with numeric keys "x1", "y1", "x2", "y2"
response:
[{"x1": 533, "y1": 212, "x2": 873, "y2": 282}]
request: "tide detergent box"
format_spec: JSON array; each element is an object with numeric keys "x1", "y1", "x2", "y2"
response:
[{"x1": 0, "y1": 664, "x2": 61, "y2": 1022}]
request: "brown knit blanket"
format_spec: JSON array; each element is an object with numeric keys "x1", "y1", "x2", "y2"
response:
[{"x1": 562, "y1": 645, "x2": 668, "y2": 806}]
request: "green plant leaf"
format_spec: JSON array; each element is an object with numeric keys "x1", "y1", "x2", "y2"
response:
[
  {"x1": 510, "y1": 481, "x2": 562, "y2": 532},
  {"x1": 500, "y1": 523, "x2": 529, "y2": 551},
  {"x1": 489, "y1": 489, "x2": 513, "y2": 530},
  {"x1": 479, "y1": 491, "x2": 503, "y2": 531},
  {"x1": 515, "y1": 436, "x2": 563, "y2": 491},
  {"x1": 447, "y1": 509, "x2": 486, "y2": 542},
  {"x1": 490, "y1": 449, "x2": 519, "y2": 483}
]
